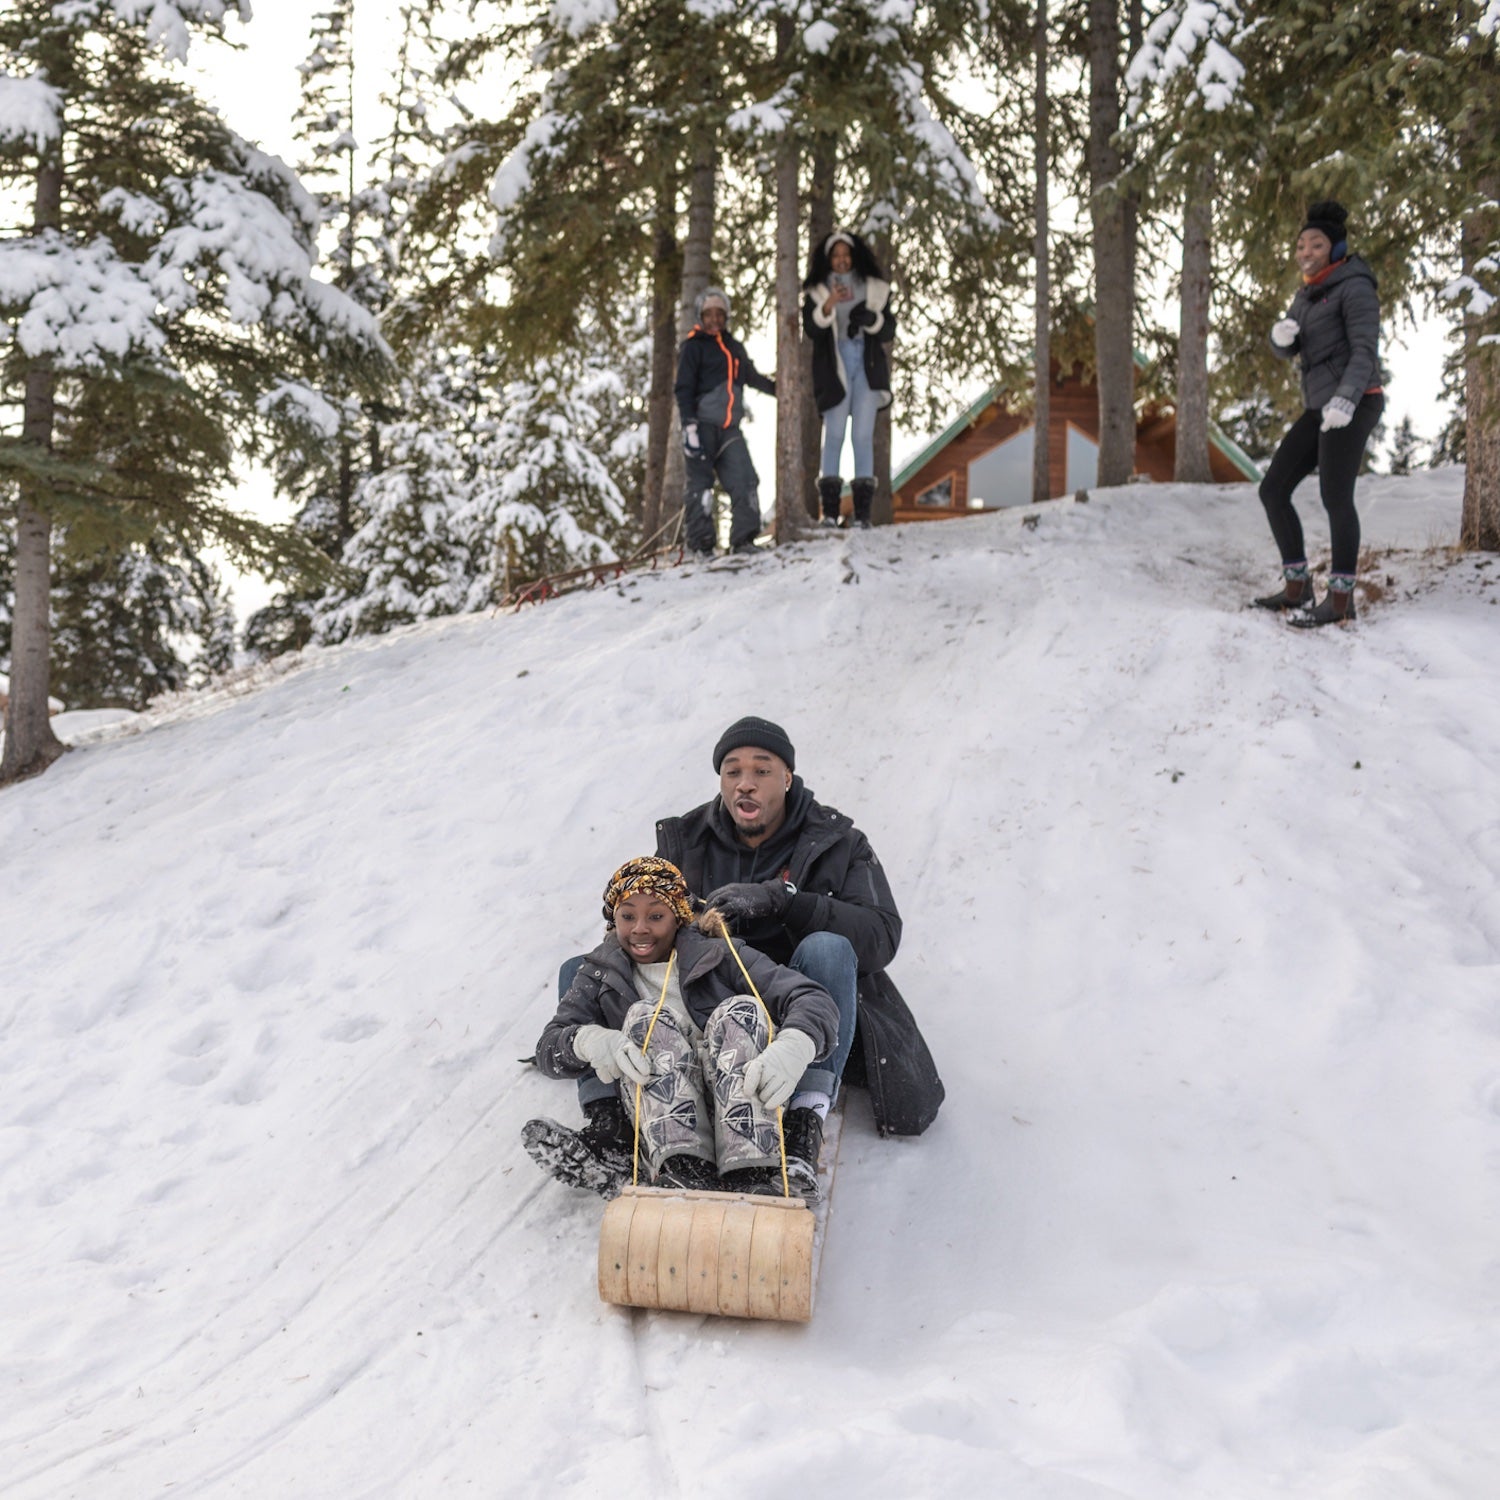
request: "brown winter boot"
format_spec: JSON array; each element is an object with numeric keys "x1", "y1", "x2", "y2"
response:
[
  {"x1": 1253, "y1": 568, "x2": 1316, "y2": 611},
  {"x1": 1289, "y1": 583, "x2": 1357, "y2": 628}
]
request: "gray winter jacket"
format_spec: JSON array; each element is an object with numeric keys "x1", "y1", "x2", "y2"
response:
[
  {"x1": 1271, "y1": 255, "x2": 1382, "y2": 411},
  {"x1": 534, "y1": 925, "x2": 838, "y2": 1080}
]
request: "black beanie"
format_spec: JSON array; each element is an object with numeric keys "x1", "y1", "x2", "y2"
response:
[
  {"x1": 1301, "y1": 199, "x2": 1349, "y2": 250},
  {"x1": 713, "y1": 716, "x2": 795, "y2": 773}
]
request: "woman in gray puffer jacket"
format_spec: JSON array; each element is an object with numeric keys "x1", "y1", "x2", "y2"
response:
[{"x1": 1254, "y1": 200, "x2": 1384, "y2": 627}]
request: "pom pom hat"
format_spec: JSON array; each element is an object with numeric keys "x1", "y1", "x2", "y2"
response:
[{"x1": 1301, "y1": 199, "x2": 1349, "y2": 261}]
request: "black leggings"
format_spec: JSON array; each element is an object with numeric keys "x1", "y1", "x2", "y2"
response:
[{"x1": 1258, "y1": 393, "x2": 1384, "y2": 577}]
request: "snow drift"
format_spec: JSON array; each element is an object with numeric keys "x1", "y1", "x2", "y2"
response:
[{"x1": 3, "y1": 471, "x2": 1499, "y2": 1499}]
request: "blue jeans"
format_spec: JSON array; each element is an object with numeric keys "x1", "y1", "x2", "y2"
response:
[
  {"x1": 820, "y1": 335, "x2": 878, "y2": 478},
  {"x1": 565, "y1": 931, "x2": 860, "y2": 1107}
]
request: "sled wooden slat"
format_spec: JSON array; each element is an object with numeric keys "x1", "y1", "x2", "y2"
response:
[{"x1": 598, "y1": 1186, "x2": 815, "y2": 1323}]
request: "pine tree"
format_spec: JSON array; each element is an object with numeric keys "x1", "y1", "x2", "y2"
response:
[
  {"x1": 1, "y1": 1, "x2": 393, "y2": 781},
  {"x1": 1386, "y1": 413, "x2": 1423, "y2": 476}
]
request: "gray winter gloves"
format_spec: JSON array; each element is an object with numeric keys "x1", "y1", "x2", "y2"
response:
[
  {"x1": 705, "y1": 879, "x2": 791, "y2": 926},
  {"x1": 1271, "y1": 317, "x2": 1300, "y2": 348},
  {"x1": 1321, "y1": 396, "x2": 1356, "y2": 431},
  {"x1": 742, "y1": 1028, "x2": 817, "y2": 1110},
  {"x1": 683, "y1": 421, "x2": 701, "y2": 457},
  {"x1": 572, "y1": 1024, "x2": 652, "y2": 1086}
]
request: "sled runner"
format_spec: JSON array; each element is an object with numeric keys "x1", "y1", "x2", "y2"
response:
[{"x1": 597, "y1": 1103, "x2": 841, "y2": 1323}]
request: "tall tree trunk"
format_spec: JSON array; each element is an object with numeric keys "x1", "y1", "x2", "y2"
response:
[
  {"x1": 643, "y1": 178, "x2": 679, "y2": 544},
  {"x1": 802, "y1": 136, "x2": 836, "y2": 518},
  {"x1": 2, "y1": 152, "x2": 67, "y2": 784},
  {"x1": 772, "y1": 23, "x2": 804, "y2": 544},
  {"x1": 870, "y1": 230, "x2": 895, "y2": 524},
  {"x1": 1460, "y1": 180, "x2": 1500, "y2": 550},
  {"x1": 1175, "y1": 162, "x2": 1214, "y2": 484},
  {"x1": 1088, "y1": 0, "x2": 1135, "y2": 488},
  {"x1": 1032, "y1": 0, "x2": 1051, "y2": 504},
  {"x1": 661, "y1": 142, "x2": 716, "y2": 531}
]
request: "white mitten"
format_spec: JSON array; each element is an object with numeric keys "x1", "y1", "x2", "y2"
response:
[
  {"x1": 741, "y1": 1029, "x2": 818, "y2": 1111},
  {"x1": 1321, "y1": 397, "x2": 1356, "y2": 431},
  {"x1": 1271, "y1": 317, "x2": 1300, "y2": 348},
  {"x1": 572, "y1": 1024, "x2": 652, "y2": 1086}
]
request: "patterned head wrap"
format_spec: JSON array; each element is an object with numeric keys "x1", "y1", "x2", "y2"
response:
[{"x1": 601, "y1": 856, "x2": 694, "y2": 928}]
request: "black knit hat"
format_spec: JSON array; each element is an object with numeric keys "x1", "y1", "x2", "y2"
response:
[
  {"x1": 1301, "y1": 200, "x2": 1349, "y2": 251},
  {"x1": 713, "y1": 716, "x2": 795, "y2": 773}
]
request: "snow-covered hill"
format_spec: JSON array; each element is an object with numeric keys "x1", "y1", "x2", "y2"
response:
[{"x1": 4, "y1": 471, "x2": 1498, "y2": 1500}]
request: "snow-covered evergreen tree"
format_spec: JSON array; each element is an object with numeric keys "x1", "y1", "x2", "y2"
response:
[
  {"x1": 50, "y1": 540, "x2": 235, "y2": 711},
  {"x1": 311, "y1": 330, "x2": 645, "y2": 641},
  {"x1": 0, "y1": 0, "x2": 392, "y2": 781}
]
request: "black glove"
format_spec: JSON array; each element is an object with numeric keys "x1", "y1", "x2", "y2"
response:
[
  {"x1": 704, "y1": 879, "x2": 791, "y2": 927},
  {"x1": 846, "y1": 304, "x2": 873, "y2": 331}
]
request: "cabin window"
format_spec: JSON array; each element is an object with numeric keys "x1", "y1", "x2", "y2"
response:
[
  {"x1": 967, "y1": 427, "x2": 1034, "y2": 508},
  {"x1": 914, "y1": 475, "x2": 955, "y2": 508},
  {"x1": 1066, "y1": 425, "x2": 1099, "y2": 492}
]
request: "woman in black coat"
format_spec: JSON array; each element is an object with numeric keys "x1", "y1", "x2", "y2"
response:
[
  {"x1": 1255, "y1": 200, "x2": 1384, "y2": 627},
  {"x1": 801, "y1": 230, "x2": 895, "y2": 529}
]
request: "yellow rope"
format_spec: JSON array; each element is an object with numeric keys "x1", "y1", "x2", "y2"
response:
[
  {"x1": 630, "y1": 948, "x2": 676, "y2": 1187},
  {"x1": 627, "y1": 923, "x2": 794, "y2": 1199},
  {"x1": 719, "y1": 927, "x2": 792, "y2": 1200}
]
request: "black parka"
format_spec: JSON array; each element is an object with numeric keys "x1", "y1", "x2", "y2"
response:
[
  {"x1": 656, "y1": 786, "x2": 944, "y2": 1136},
  {"x1": 1270, "y1": 255, "x2": 1382, "y2": 411},
  {"x1": 801, "y1": 278, "x2": 896, "y2": 414},
  {"x1": 674, "y1": 325, "x2": 776, "y2": 430}
]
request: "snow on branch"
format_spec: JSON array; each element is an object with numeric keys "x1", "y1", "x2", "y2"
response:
[
  {"x1": 889, "y1": 65, "x2": 1001, "y2": 232},
  {"x1": 490, "y1": 111, "x2": 568, "y2": 215},
  {"x1": 0, "y1": 233, "x2": 166, "y2": 369},
  {"x1": 146, "y1": 169, "x2": 384, "y2": 350},
  {"x1": 1127, "y1": 0, "x2": 1245, "y2": 116},
  {"x1": 256, "y1": 380, "x2": 347, "y2": 440},
  {"x1": 548, "y1": 0, "x2": 618, "y2": 38},
  {"x1": 0, "y1": 73, "x2": 63, "y2": 149},
  {"x1": 1482, "y1": 0, "x2": 1500, "y2": 38},
  {"x1": 108, "y1": 0, "x2": 250, "y2": 63}
]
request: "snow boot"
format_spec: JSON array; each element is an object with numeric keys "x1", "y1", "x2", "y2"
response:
[
  {"x1": 817, "y1": 474, "x2": 844, "y2": 527},
  {"x1": 522, "y1": 1100, "x2": 633, "y2": 1199},
  {"x1": 654, "y1": 1154, "x2": 720, "y2": 1191},
  {"x1": 1289, "y1": 583, "x2": 1357, "y2": 627},
  {"x1": 851, "y1": 476, "x2": 876, "y2": 530},
  {"x1": 719, "y1": 1164, "x2": 786, "y2": 1196},
  {"x1": 1253, "y1": 568, "x2": 1315, "y2": 611},
  {"x1": 781, "y1": 1106, "x2": 824, "y2": 1200}
]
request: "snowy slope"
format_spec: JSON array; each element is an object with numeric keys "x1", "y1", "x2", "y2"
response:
[{"x1": 4, "y1": 471, "x2": 1499, "y2": 1500}]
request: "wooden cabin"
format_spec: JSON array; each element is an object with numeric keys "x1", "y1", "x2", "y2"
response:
[{"x1": 893, "y1": 361, "x2": 1260, "y2": 522}]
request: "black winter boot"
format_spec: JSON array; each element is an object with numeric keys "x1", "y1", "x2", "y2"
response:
[
  {"x1": 782, "y1": 1106, "x2": 824, "y2": 1199},
  {"x1": 655, "y1": 1154, "x2": 720, "y2": 1191},
  {"x1": 1289, "y1": 586, "x2": 1357, "y2": 627},
  {"x1": 817, "y1": 474, "x2": 844, "y2": 526},
  {"x1": 719, "y1": 1164, "x2": 786, "y2": 1196},
  {"x1": 522, "y1": 1102, "x2": 633, "y2": 1199},
  {"x1": 850, "y1": 476, "x2": 876, "y2": 529},
  {"x1": 1253, "y1": 569, "x2": 1316, "y2": 611}
]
